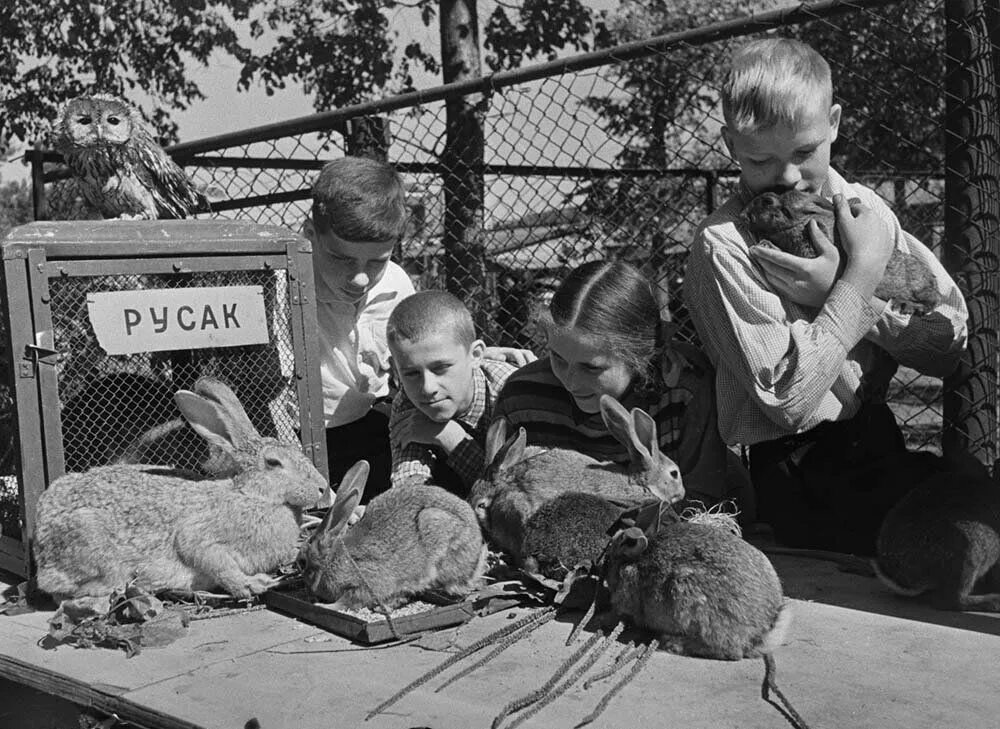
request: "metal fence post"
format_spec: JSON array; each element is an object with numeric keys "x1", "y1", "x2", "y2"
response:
[
  {"x1": 942, "y1": 0, "x2": 1000, "y2": 469},
  {"x1": 30, "y1": 149, "x2": 49, "y2": 221}
]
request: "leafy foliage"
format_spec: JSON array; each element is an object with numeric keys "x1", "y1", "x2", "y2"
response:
[
  {"x1": 484, "y1": 0, "x2": 595, "y2": 71},
  {"x1": 0, "y1": 175, "x2": 33, "y2": 239},
  {"x1": 0, "y1": 1, "x2": 256, "y2": 155},
  {"x1": 237, "y1": 0, "x2": 438, "y2": 111},
  {"x1": 583, "y1": 0, "x2": 945, "y2": 174}
]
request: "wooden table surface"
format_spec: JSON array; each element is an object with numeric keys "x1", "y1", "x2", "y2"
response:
[{"x1": 2, "y1": 552, "x2": 999, "y2": 729}]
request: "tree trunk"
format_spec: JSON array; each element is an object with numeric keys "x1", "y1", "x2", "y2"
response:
[{"x1": 439, "y1": 0, "x2": 495, "y2": 339}]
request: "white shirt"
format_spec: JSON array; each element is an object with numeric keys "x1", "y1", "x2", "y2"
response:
[{"x1": 316, "y1": 261, "x2": 415, "y2": 427}]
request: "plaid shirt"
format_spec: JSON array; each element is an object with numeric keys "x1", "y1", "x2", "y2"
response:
[
  {"x1": 389, "y1": 358, "x2": 517, "y2": 492},
  {"x1": 684, "y1": 167, "x2": 968, "y2": 446}
]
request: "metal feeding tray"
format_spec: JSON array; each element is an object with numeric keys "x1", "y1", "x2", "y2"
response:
[{"x1": 263, "y1": 580, "x2": 529, "y2": 644}]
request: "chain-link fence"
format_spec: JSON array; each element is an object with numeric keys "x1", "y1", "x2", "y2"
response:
[{"x1": 29, "y1": 0, "x2": 1000, "y2": 468}]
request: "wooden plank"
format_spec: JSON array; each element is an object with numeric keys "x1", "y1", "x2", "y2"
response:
[
  {"x1": 0, "y1": 653, "x2": 206, "y2": 729},
  {"x1": 4, "y1": 221, "x2": 301, "y2": 260},
  {"x1": 0, "y1": 603, "x2": 326, "y2": 693}
]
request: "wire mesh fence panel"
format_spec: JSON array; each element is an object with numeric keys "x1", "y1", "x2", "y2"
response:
[
  {"x1": 48, "y1": 268, "x2": 297, "y2": 475},
  {"x1": 28, "y1": 0, "x2": 998, "y2": 461}
]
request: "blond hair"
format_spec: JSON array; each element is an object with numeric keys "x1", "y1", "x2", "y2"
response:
[{"x1": 721, "y1": 38, "x2": 833, "y2": 133}]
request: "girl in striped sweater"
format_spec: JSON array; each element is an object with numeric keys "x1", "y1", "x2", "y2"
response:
[{"x1": 492, "y1": 260, "x2": 747, "y2": 512}]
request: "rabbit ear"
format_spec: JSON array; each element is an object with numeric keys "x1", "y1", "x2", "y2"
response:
[
  {"x1": 630, "y1": 407, "x2": 659, "y2": 459},
  {"x1": 600, "y1": 395, "x2": 652, "y2": 464},
  {"x1": 192, "y1": 377, "x2": 260, "y2": 443},
  {"x1": 317, "y1": 460, "x2": 369, "y2": 539},
  {"x1": 484, "y1": 418, "x2": 508, "y2": 464},
  {"x1": 497, "y1": 427, "x2": 527, "y2": 471},
  {"x1": 174, "y1": 390, "x2": 243, "y2": 453}
]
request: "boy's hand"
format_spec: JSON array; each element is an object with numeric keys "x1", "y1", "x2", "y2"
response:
[
  {"x1": 394, "y1": 409, "x2": 469, "y2": 453},
  {"x1": 749, "y1": 219, "x2": 840, "y2": 308},
  {"x1": 484, "y1": 346, "x2": 537, "y2": 367},
  {"x1": 834, "y1": 194, "x2": 895, "y2": 297}
]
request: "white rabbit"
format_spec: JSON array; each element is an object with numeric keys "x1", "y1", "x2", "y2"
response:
[{"x1": 33, "y1": 376, "x2": 327, "y2": 601}]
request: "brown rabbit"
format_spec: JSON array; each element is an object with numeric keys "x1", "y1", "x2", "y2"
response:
[
  {"x1": 298, "y1": 461, "x2": 487, "y2": 610},
  {"x1": 741, "y1": 188, "x2": 940, "y2": 314},
  {"x1": 469, "y1": 394, "x2": 684, "y2": 558},
  {"x1": 603, "y1": 520, "x2": 790, "y2": 660},
  {"x1": 873, "y1": 453, "x2": 1000, "y2": 611},
  {"x1": 33, "y1": 377, "x2": 327, "y2": 601}
]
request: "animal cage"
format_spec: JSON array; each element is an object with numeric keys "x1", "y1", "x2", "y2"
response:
[{"x1": 0, "y1": 220, "x2": 328, "y2": 577}]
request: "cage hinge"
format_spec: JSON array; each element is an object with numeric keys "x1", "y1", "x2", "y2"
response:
[
  {"x1": 289, "y1": 279, "x2": 308, "y2": 306},
  {"x1": 20, "y1": 343, "x2": 60, "y2": 377}
]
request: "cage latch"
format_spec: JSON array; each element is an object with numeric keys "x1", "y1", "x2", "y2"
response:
[{"x1": 21, "y1": 343, "x2": 60, "y2": 377}]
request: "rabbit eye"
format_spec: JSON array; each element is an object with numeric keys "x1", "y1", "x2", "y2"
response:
[{"x1": 264, "y1": 456, "x2": 283, "y2": 468}]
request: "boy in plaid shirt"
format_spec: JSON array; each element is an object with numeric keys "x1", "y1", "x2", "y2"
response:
[{"x1": 387, "y1": 291, "x2": 523, "y2": 495}]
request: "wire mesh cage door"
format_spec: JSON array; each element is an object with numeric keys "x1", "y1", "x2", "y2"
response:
[{"x1": 0, "y1": 220, "x2": 327, "y2": 577}]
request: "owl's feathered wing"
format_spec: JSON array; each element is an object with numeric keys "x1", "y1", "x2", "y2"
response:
[{"x1": 123, "y1": 129, "x2": 209, "y2": 219}]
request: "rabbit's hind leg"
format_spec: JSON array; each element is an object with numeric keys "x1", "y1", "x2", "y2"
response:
[{"x1": 934, "y1": 527, "x2": 1000, "y2": 612}]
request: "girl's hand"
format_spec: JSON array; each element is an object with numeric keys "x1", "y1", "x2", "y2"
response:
[{"x1": 749, "y1": 219, "x2": 840, "y2": 308}]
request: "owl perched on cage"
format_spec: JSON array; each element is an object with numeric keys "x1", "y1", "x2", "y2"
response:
[{"x1": 54, "y1": 94, "x2": 208, "y2": 220}]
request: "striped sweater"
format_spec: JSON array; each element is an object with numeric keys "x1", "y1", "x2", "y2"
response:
[{"x1": 491, "y1": 342, "x2": 730, "y2": 501}]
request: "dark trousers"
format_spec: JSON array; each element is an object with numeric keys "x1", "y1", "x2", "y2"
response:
[
  {"x1": 748, "y1": 403, "x2": 946, "y2": 556},
  {"x1": 326, "y1": 408, "x2": 392, "y2": 505}
]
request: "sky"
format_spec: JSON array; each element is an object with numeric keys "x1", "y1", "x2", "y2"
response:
[
  {"x1": 2, "y1": 1, "x2": 623, "y2": 187},
  {"x1": 2, "y1": 2, "x2": 446, "y2": 184}
]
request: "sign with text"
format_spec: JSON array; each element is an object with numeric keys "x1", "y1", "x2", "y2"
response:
[{"x1": 87, "y1": 286, "x2": 270, "y2": 355}]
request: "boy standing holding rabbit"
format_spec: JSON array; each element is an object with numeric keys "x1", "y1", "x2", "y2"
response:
[
  {"x1": 386, "y1": 290, "x2": 519, "y2": 495},
  {"x1": 684, "y1": 38, "x2": 968, "y2": 554}
]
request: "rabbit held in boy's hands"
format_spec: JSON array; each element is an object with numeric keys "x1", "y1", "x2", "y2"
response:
[
  {"x1": 873, "y1": 454, "x2": 1000, "y2": 611},
  {"x1": 603, "y1": 520, "x2": 790, "y2": 659},
  {"x1": 469, "y1": 394, "x2": 684, "y2": 558},
  {"x1": 33, "y1": 377, "x2": 327, "y2": 601},
  {"x1": 299, "y1": 460, "x2": 487, "y2": 610},
  {"x1": 742, "y1": 189, "x2": 940, "y2": 314}
]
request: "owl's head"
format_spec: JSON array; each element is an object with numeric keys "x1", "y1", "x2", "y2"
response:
[{"x1": 56, "y1": 94, "x2": 139, "y2": 149}]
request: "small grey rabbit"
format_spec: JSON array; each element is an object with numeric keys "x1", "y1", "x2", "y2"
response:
[
  {"x1": 741, "y1": 188, "x2": 940, "y2": 315},
  {"x1": 298, "y1": 460, "x2": 487, "y2": 610},
  {"x1": 469, "y1": 394, "x2": 684, "y2": 557},
  {"x1": 603, "y1": 521, "x2": 790, "y2": 659},
  {"x1": 521, "y1": 491, "x2": 637, "y2": 578},
  {"x1": 33, "y1": 376, "x2": 327, "y2": 601},
  {"x1": 873, "y1": 453, "x2": 1000, "y2": 611}
]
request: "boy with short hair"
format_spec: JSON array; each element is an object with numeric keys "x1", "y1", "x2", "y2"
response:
[
  {"x1": 303, "y1": 156, "x2": 415, "y2": 502},
  {"x1": 386, "y1": 291, "x2": 517, "y2": 495},
  {"x1": 684, "y1": 38, "x2": 969, "y2": 554}
]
